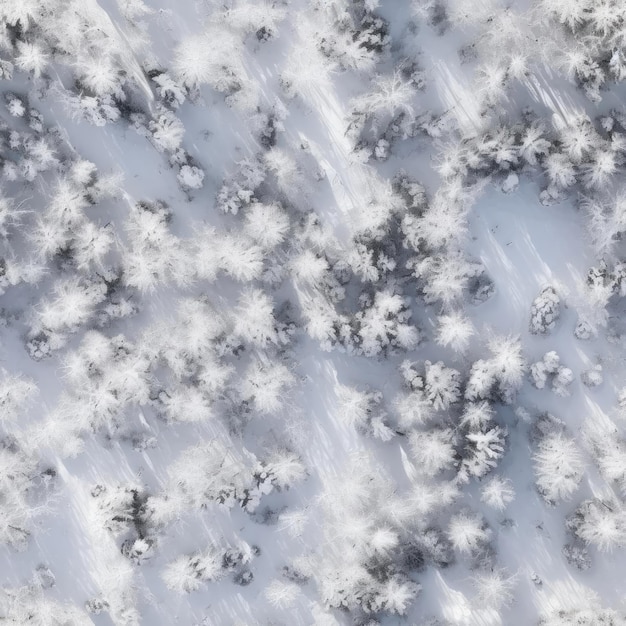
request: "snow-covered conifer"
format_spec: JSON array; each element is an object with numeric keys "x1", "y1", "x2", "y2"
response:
[
  {"x1": 583, "y1": 149, "x2": 617, "y2": 189},
  {"x1": 519, "y1": 122, "x2": 551, "y2": 166},
  {"x1": 534, "y1": 433, "x2": 584, "y2": 503},
  {"x1": 481, "y1": 475, "x2": 515, "y2": 511},
  {"x1": 460, "y1": 401, "x2": 494, "y2": 430},
  {"x1": 447, "y1": 512, "x2": 491, "y2": 556},
  {"x1": 581, "y1": 364, "x2": 603, "y2": 387},
  {"x1": 28, "y1": 277, "x2": 107, "y2": 356},
  {"x1": 458, "y1": 426, "x2": 506, "y2": 482},
  {"x1": 177, "y1": 164, "x2": 205, "y2": 190},
  {"x1": 234, "y1": 289, "x2": 278, "y2": 347},
  {"x1": 436, "y1": 311, "x2": 475, "y2": 354},
  {"x1": 156, "y1": 385, "x2": 214, "y2": 424},
  {"x1": 244, "y1": 202, "x2": 290, "y2": 250},
  {"x1": 152, "y1": 72, "x2": 185, "y2": 108},
  {"x1": 265, "y1": 579, "x2": 301, "y2": 609},
  {"x1": 487, "y1": 335, "x2": 526, "y2": 403},
  {"x1": 424, "y1": 360, "x2": 462, "y2": 411},
  {"x1": 409, "y1": 428, "x2": 456, "y2": 476},
  {"x1": 336, "y1": 384, "x2": 381, "y2": 431},
  {"x1": 122, "y1": 201, "x2": 191, "y2": 291},
  {"x1": 544, "y1": 152, "x2": 576, "y2": 189},
  {"x1": 372, "y1": 577, "x2": 421, "y2": 615},
  {"x1": 70, "y1": 220, "x2": 113, "y2": 271},
  {"x1": 562, "y1": 542, "x2": 591, "y2": 571},
  {"x1": 162, "y1": 546, "x2": 225, "y2": 593},
  {"x1": 14, "y1": 41, "x2": 49, "y2": 78},
  {"x1": 173, "y1": 26, "x2": 246, "y2": 95},
  {"x1": 153, "y1": 441, "x2": 254, "y2": 517},
  {"x1": 148, "y1": 108, "x2": 184, "y2": 153},
  {"x1": 0, "y1": 439, "x2": 50, "y2": 550},
  {"x1": 263, "y1": 450, "x2": 307, "y2": 490},
  {"x1": 465, "y1": 360, "x2": 497, "y2": 402},
  {"x1": 240, "y1": 360, "x2": 294, "y2": 415},
  {"x1": 355, "y1": 289, "x2": 419, "y2": 357},
  {"x1": 0, "y1": 371, "x2": 38, "y2": 423},
  {"x1": 473, "y1": 569, "x2": 516, "y2": 610},
  {"x1": 568, "y1": 499, "x2": 626, "y2": 552},
  {"x1": 412, "y1": 254, "x2": 483, "y2": 308},
  {"x1": 217, "y1": 234, "x2": 264, "y2": 282},
  {"x1": 530, "y1": 286, "x2": 561, "y2": 334},
  {"x1": 530, "y1": 351, "x2": 574, "y2": 397},
  {"x1": 395, "y1": 390, "x2": 434, "y2": 431}
]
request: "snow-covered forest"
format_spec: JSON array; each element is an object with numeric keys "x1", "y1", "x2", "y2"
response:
[{"x1": 1, "y1": 0, "x2": 626, "y2": 623}]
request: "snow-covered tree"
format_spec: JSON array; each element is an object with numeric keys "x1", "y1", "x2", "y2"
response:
[
  {"x1": 151, "y1": 71, "x2": 185, "y2": 108},
  {"x1": 155, "y1": 385, "x2": 214, "y2": 424},
  {"x1": 424, "y1": 360, "x2": 462, "y2": 411},
  {"x1": 0, "y1": 439, "x2": 52, "y2": 550},
  {"x1": 0, "y1": 583, "x2": 91, "y2": 625},
  {"x1": 146, "y1": 441, "x2": 256, "y2": 522},
  {"x1": 336, "y1": 384, "x2": 391, "y2": 439},
  {"x1": 92, "y1": 483, "x2": 147, "y2": 539},
  {"x1": 263, "y1": 449, "x2": 307, "y2": 490},
  {"x1": 447, "y1": 512, "x2": 491, "y2": 556},
  {"x1": 371, "y1": 576, "x2": 421, "y2": 615},
  {"x1": 148, "y1": 107, "x2": 184, "y2": 153},
  {"x1": 473, "y1": 568, "x2": 516, "y2": 610},
  {"x1": 233, "y1": 289, "x2": 279, "y2": 348},
  {"x1": 412, "y1": 253, "x2": 484, "y2": 309},
  {"x1": 436, "y1": 311, "x2": 475, "y2": 354},
  {"x1": 487, "y1": 335, "x2": 526, "y2": 403},
  {"x1": 584, "y1": 193, "x2": 626, "y2": 256},
  {"x1": 354, "y1": 289, "x2": 419, "y2": 357},
  {"x1": 265, "y1": 579, "x2": 301, "y2": 609},
  {"x1": 519, "y1": 121, "x2": 551, "y2": 166},
  {"x1": 465, "y1": 359, "x2": 497, "y2": 403},
  {"x1": 460, "y1": 401, "x2": 494, "y2": 430},
  {"x1": 581, "y1": 364, "x2": 603, "y2": 388},
  {"x1": 534, "y1": 433, "x2": 584, "y2": 503},
  {"x1": 409, "y1": 428, "x2": 457, "y2": 476},
  {"x1": 530, "y1": 351, "x2": 574, "y2": 397},
  {"x1": 244, "y1": 202, "x2": 290, "y2": 250},
  {"x1": 27, "y1": 277, "x2": 108, "y2": 358},
  {"x1": 458, "y1": 425, "x2": 507, "y2": 483},
  {"x1": 0, "y1": 371, "x2": 38, "y2": 424},
  {"x1": 562, "y1": 541, "x2": 591, "y2": 571},
  {"x1": 162, "y1": 545, "x2": 226, "y2": 593},
  {"x1": 177, "y1": 163, "x2": 205, "y2": 191},
  {"x1": 173, "y1": 24, "x2": 248, "y2": 98},
  {"x1": 584, "y1": 418, "x2": 626, "y2": 495},
  {"x1": 481, "y1": 475, "x2": 515, "y2": 511},
  {"x1": 240, "y1": 359, "x2": 294, "y2": 415},
  {"x1": 216, "y1": 234, "x2": 264, "y2": 282},
  {"x1": 394, "y1": 389, "x2": 434, "y2": 431},
  {"x1": 217, "y1": 157, "x2": 266, "y2": 214},
  {"x1": 530, "y1": 286, "x2": 561, "y2": 335},
  {"x1": 122, "y1": 201, "x2": 191, "y2": 292},
  {"x1": 347, "y1": 71, "x2": 419, "y2": 156},
  {"x1": 568, "y1": 499, "x2": 626, "y2": 552}
]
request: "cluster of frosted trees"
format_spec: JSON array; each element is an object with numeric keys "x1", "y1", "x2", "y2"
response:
[{"x1": 1, "y1": 0, "x2": 626, "y2": 623}]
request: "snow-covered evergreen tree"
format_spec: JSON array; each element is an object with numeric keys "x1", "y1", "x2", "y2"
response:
[
  {"x1": 530, "y1": 286, "x2": 561, "y2": 334},
  {"x1": 534, "y1": 433, "x2": 584, "y2": 503}
]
